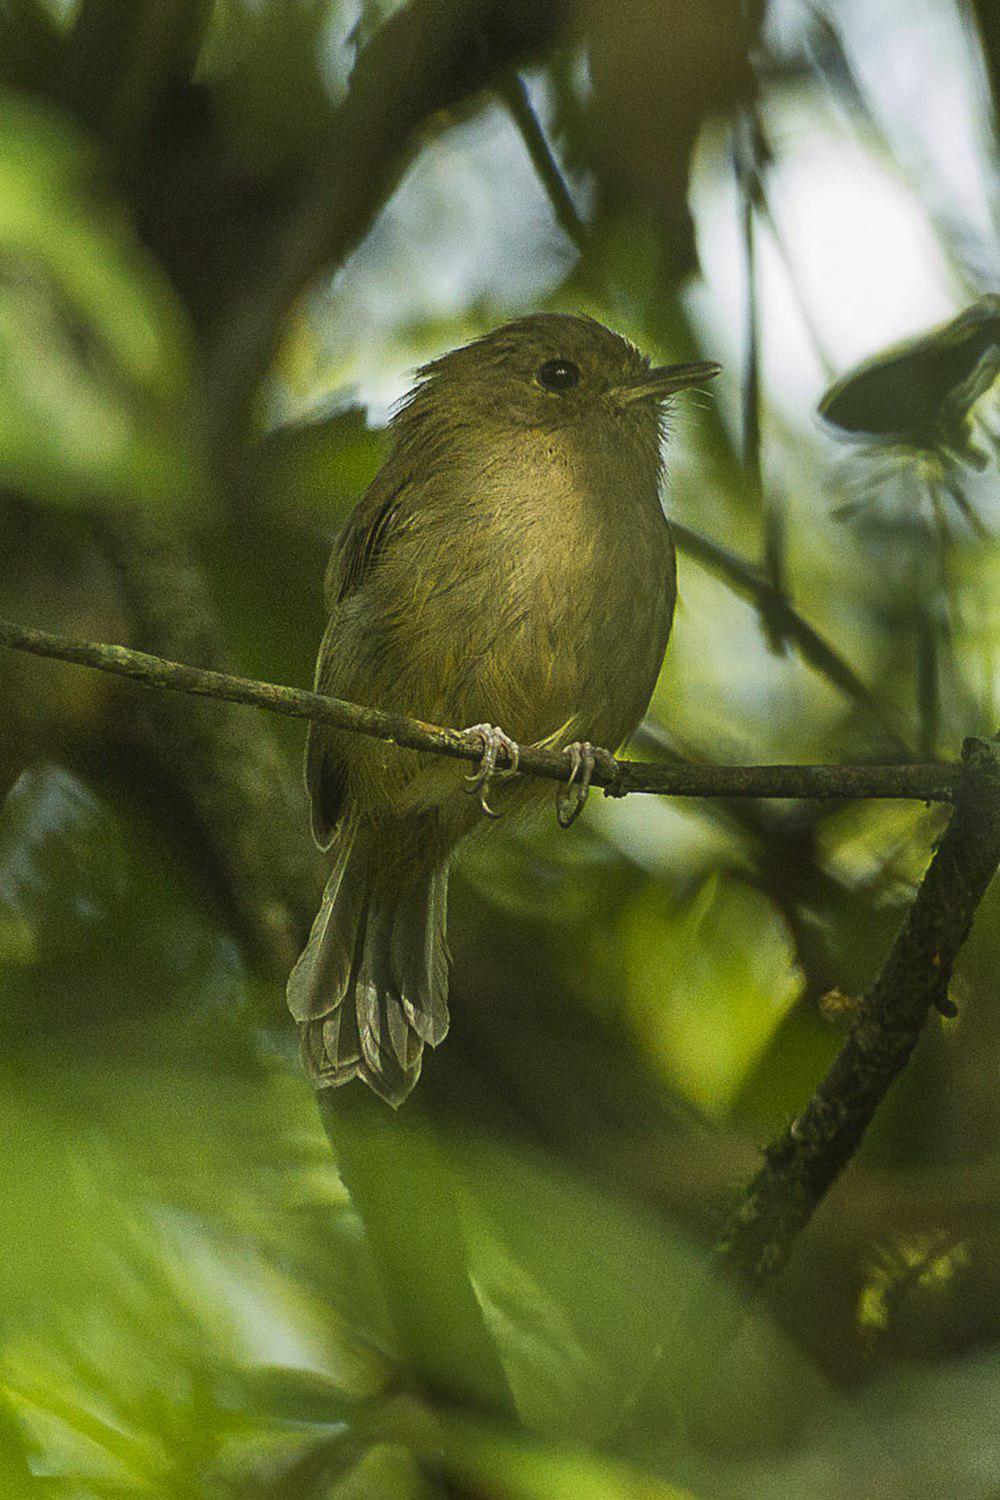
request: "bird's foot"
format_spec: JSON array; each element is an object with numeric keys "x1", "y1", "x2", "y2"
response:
[
  {"x1": 556, "y1": 741, "x2": 618, "y2": 829},
  {"x1": 461, "y1": 723, "x2": 520, "y2": 818}
]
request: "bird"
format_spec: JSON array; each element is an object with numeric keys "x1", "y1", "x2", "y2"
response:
[{"x1": 286, "y1": 312, "x2": 718, "y2": 1105}]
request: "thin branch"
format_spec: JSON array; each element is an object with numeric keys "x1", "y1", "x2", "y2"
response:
[
  {"x1": 497, "y1": 70, "x2": 588, "y2": 251},
  {"x1": 720, "y1": 732, "x2": 1000, "y2": 1280},
  {"x1": 733, "y1": 110, "x2": 793, "y2": 658},
  {"x1": 0, "y1": 616, "x2": 961, "y2": 802},
  {"x1": 671, "y1": 521, "x2": 912, "y2": 752},
  {"x1": 734, "y1": 112, "x2": 764, "y2": 485}
]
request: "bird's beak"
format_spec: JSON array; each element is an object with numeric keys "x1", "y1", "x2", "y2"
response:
[{"x1": 617, "y1": 360, "x2": 721, "y2": 405}]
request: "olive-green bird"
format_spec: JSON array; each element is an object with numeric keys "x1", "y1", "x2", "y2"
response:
[{"x1": 287, "y1": 313, "x2": 718, "y2": 1105}]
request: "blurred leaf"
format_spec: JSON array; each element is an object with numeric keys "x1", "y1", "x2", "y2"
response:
[
  {"x1": 820, "y1": 296, "x2": 1000, "y2": 467},
  {"x1": 464, "y1": 1209, "x2": 608, "y2": 1439},
  {"x1": 254, "y1": 407, "x2": 387, "y2": 521},
  {"x1": 0, "y1": 1073, "x2": 112, "y2": 1323},
  {"x1": 2, "y1": 1367, "x2": 164, "y2": 1491},
  {"x1": 433, "y1": 1415, "x2": 694, "y2": 1500},
  {"x1": 240, "y1": 1366, "x2": 353, "y2": 1429},
  {"x1": 585, "y1": 0, "x2": 758, "y2": 273},
  {"x1": 65, "y1": 0, "x2": 212, "y2": 154},
  {"x1": 672, "y1": 1345, "x2": 1000, "y2": 1498},
  {"x1": 0, "y1": 764, "x2": 244, "y2": 1050},
  {"x1": 451, "y1": 1129, "x2": 825, "y2": 1450},
  {"x1": 0, "y1": 91, "x2": 202, "y2": 510},
  {"x1": 817, "y1": 797, "x2": 941, "y2": 896},
  {"x1": 320, "y1": 1088, "x2": 517, "y2": 1422},
  {"x1": 0, "y1": 0, "x2": 66, "y2": 94},
  {"x1": 0, "y1": 1392, "x2": 35, "y2": 1499},
  {"x1": 669, "y1": 521, "x2": 909, "y2": 750},
  {"x1": 201, "y1": 0, "x2": 342, "y2": 171},
  {"x1": 0, "y1": 1057, "x2": 383, "y2": 1492},
  {"x1": 329, "y1": 1441, "x2": 429, "y2": 1500},
  {"x1": 620, "y1": 874, "x2": 803, "y2": 1117}
]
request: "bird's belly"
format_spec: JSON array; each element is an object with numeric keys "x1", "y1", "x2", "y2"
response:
[{"x1": 466, "y1": 516, "x2": 675, "y2": 751}]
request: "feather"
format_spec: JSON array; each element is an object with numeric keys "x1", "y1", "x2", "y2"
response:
[
  {"x1": 285, "y1": 826, "x2": 361, "y2": 1022},
  {"x1": 392, "y1": 865, "x2": 450, "y2": 1046},
  {"x1": 291, "y1": 837, "x2": 450, "y2": 1107}
]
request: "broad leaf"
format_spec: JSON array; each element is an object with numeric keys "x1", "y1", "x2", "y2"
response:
[{"x1": 0, "y1": 92, "x2": 201, "y2": 510}]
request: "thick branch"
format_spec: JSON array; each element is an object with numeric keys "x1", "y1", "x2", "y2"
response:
[
  {"x1": 720, "y1": 733, "x2": 1000, "y2": 1280},
  {"x1": 88, "y1": 515, "x2": 321, "y2": 980},
  {"x1": 208, "y1": 0, "x2": 571, "y2": 445},
  {"x1": 0, "y1": 617, "x2": 962, "y2": 803}
]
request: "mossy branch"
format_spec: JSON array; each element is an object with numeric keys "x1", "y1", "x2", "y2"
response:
[
  {"x1": 0, "y1": 616, "x2": 962, "y2": 802},
  {"x1": 720, "y1": 733, "x2": 1000, "y2": 1280}
]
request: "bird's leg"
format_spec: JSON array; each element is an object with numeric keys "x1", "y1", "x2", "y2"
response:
[
  {"x1": 556, "y1": 741, "x2": 618, "y2": 828},
  {"x1": 461, "y1": 723, "x2": 520, "y2": 819}
]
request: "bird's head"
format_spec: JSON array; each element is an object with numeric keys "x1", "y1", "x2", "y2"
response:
[{"x1": 395, "y1": 313, "x2": 719, "y2": 460}]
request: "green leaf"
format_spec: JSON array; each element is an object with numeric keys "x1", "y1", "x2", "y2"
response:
[
  {"x1": 201, "y1": 0, "x2": 341, "y2": 172},
  {"x1": 620, "y1": 873, "x2": 803, "y2": 1117},
  {"x1": 65, "y1": 0, "x2": 213, "y2": 149},
  {"x1": 451, "y1": 1130, "x2": 827, "y2": 1450},
  {"x1": 432, "y1": 1416, "x2": 695, "y2": 1500},
  {"x1": 0, "y1": 0, "x2": 67, "y2": 95},
  {"x1": 0, "y1": 764, "x2": 242, "y2": 1049},
  {"x1": 0, "y1": 1390, "x2": 37, "y2": 1499},
  {"x1": 240, "y1": 1366, "x2": 354, "y2": 1428},
  {"x1": 0, "y1": 91, "x2": 202, "y2": 511},
  {"x1": 254, "y1": 407, "x2": 387, "y2": 521}
]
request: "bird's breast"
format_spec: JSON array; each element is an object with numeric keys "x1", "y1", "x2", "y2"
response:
[{"x1": 449, "y1": 438, "x2": 676, "y2": 747}]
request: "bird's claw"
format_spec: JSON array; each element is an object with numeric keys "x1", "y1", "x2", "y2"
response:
[
  {"x1": 462, "y1": 723, "x2": 520, "y2": 818},
  {"x1": 556, "y1": 741, "x2": 617, "y2": 828},
  {"x1": 557, "y1": 741, "x2": 594, "y2": 829}
]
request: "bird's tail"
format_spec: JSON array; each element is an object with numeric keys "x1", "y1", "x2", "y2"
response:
[{"x1": 286, "y1": 830, "x2": 450, "y2": 1107}]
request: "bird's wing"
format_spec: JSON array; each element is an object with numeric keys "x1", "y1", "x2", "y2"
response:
[
  {"x1": 307, "y1": 468, "x2": 411, "y2": 847},
  {"x1": 323, "y1": 471, "x2": 410, "y2": 610}
]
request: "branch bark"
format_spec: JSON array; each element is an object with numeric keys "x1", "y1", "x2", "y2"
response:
[
  {"x1": 87, "y1": 515, "x2": 321, "y2": 980},
  {"x1": 720, "y1": 732, "x2": 1000, "y2": 1281},
  {"x1": 207, "y1": 0, "x2": 573, "y2": 451},
  {"x1": 0, "y1": 616, "x2": 962, "y2": 803}
]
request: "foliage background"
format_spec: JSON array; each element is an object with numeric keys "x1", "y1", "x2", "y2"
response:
[{"x1": 1, "y1": 0, "x2": 999, "y2": 1494}]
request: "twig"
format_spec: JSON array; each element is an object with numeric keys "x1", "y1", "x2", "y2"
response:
[
  {"x1": 671, "y1": 521, "x2": 911, "y2": 752},
  {"x1": 0, "y1": 616, "x2": 961, "y2": 802},
  {"x1": 733, "y1": 110, "x2": 793, "y2": 656},
  {"x1": 720, "y1": 732, "x2": 1000, "y2": 1280},
  {"x1": 497, "y1": 70, "x2": 588, "y2": 251},
  {"x1": 734, "y1": 112, "x2": 763, "y2": 485}
]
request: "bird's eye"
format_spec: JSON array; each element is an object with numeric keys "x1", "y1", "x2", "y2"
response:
[{"x1": 536, "y1": 358, "x2": 581, "y2": 393}]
